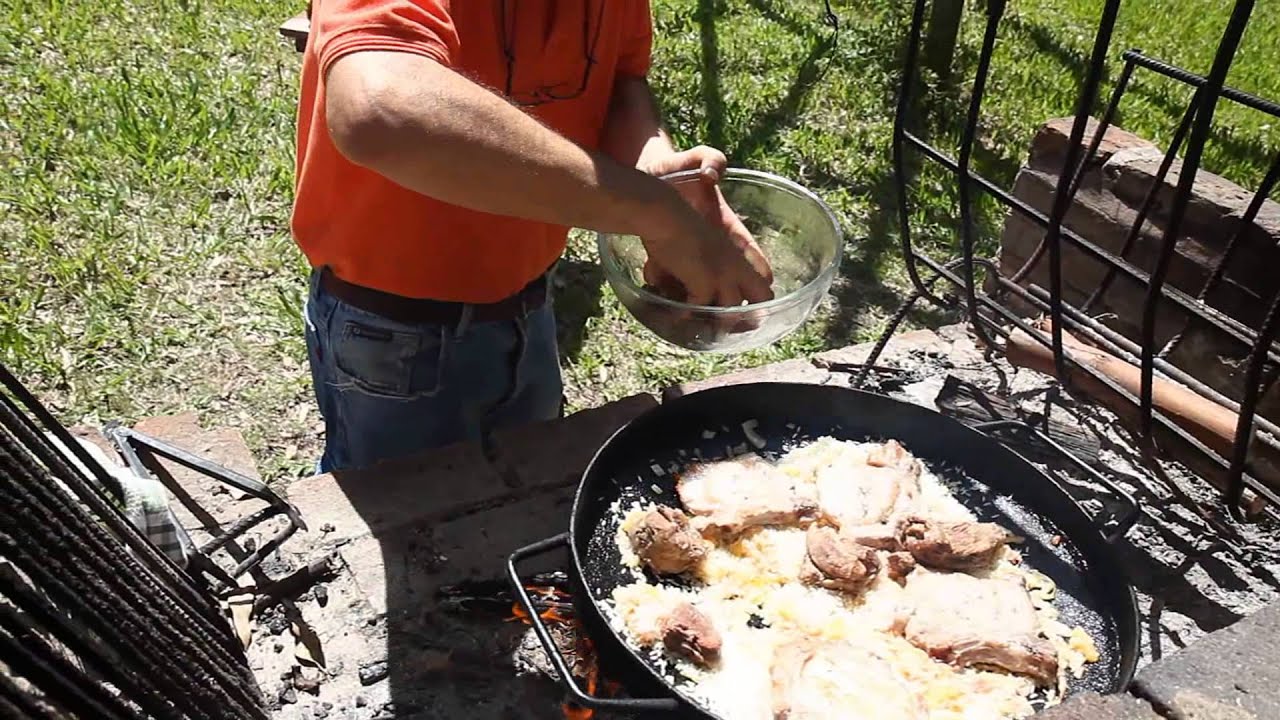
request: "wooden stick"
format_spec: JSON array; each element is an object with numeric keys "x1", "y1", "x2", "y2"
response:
[{"x1": 1005, "y1": 324, "x2": 1271, "y2": 517}]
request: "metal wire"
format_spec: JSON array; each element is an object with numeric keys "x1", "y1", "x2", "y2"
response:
[
  {"x1": 2, "y1": 564, "x2": 181, "y2": 719},
  {"x1": 1040, "y1": 0, "x2": 1122, "y2": 378},
  {"x1": 883, "y1": 0, "x2": 1279, "y2": 515},
  {"x1": 0, "y1": 399, "x2": 268, "y2": 718},
  {"x1": 1159, "y1": 150, "x2": 1280, "y2": 358},
  {"x1": 0, "y1": 366, "x2": 226, "y2": 628},
  {"x1": 1138, "y1": 0, "x2": 1258, "y2": 438},
  {"x1": 1080, "y1": 95, "x2": 1199, "y2": 312},
  {"x1": 0, "y1": 611, "x2": 134, "y2": 720},
  {"x1": 0, "y1": 394, "x2": 246, "y2": 671},
  {"x1": 953, "y1": 0, "x2": 1004, "y2": 349}
]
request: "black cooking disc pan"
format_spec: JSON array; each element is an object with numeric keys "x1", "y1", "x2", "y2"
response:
[{"x1": 509, "y1": 383, "x2": 1141, "y2": 718}]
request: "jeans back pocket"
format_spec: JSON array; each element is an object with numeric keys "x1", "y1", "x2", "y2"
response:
[{"x1": 333, "y1": 318, "x2": 447, "y2": 399}]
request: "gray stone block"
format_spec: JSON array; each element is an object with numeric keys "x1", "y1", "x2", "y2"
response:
[
  {"x1": 489, "y1": 392, "x2": 658, "y2": 489},
  {"x1": 1134, "y1": 601, "x2": 1280, "y2": 719},
  {"x1": 1033, "y1": 692, "x2": 1161, "y2": 719},
  {"x1": 287, "y1": 394, "x2": 656, "y2": 543},
  {"x1": 287, "y1": 440, "x2": 507, "y2": 542}
]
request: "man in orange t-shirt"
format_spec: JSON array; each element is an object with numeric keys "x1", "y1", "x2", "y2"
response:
[{"x1": 294, "y1": 0, "x2": 771, "y2": 472}]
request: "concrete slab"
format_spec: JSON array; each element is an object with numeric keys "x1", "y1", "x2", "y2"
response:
[
  {"x1": 1134, "y1": 601, "x2": 1280, "y2": 720},
  {"x1": 131, "y1": 413, "x2": 269, "y2": 530},
  {"x1": 1033, "y1": 693, "x2": 1161, "y2": 719},
  {"x1": 287, "y1": 440, "x2": 506, "y2": 543},
  {"x1": 288, "y1": 395, "x2": 656, "y2": 544},
  {"x1": 489, "y1": 393, "x2": 659, "y2": 489},
  {"x1": 337, "y1": 484, "x2": 574, "y2": 621}
]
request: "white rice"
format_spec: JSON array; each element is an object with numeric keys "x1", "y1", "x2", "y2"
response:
[{"x1": 603, "y1": 437, "x2": 1099, "y2": 720}]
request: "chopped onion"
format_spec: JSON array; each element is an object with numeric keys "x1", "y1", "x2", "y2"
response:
[
  {"x1": 651, "y1": 484, "x2": 663, "y2": 494},
  {"x1": 701, "y1": 429, "x2": 717, "y2": 440},
  {"x1": 742, "y1": 419, "x2": 766, "y2": 449},
  {"x1": 650, "y1": 463, "x2": 665, "y2": 476}
]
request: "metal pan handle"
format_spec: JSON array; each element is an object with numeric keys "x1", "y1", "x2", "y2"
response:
[
  {"x1": 506, "y1": 533, "x2": 681, "y2": 713},
  {"x1": 972, "y1": 420, "x2": 1141, "y2": 542}
]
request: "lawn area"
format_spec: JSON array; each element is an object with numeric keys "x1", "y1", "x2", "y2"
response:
[{"x1": 2, "y1": 0, "x2": 1277, "y2": 481}]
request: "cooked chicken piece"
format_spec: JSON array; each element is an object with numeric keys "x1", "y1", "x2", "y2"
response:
[
  {"x1": 814, "y1": 440, "x2": 921, "y2": 529},
  {"x1": 898, "y1": 515, "x2": 1012, "y2": 571},
  {"x1": 885, "y1": 551, "x2": 916, "y2": 585},
  {"x1": 677, "y1": 455, "x2": 818, "y2": 534},
  {"x1": 626, "y1": 505, "x2": 707, "y2": 575},
  {"x1": 799, "y1": 525, "x2": 880, "y2": 594},
  {"x1": 658, "y1": 603, "x2": 721, "y2": 667},
  {"x1": 866, "y1": 439, "x2": 917, "y2": 470},
  {"x1": 843, "y1": 523, "x2": 900, "y2": 550},
  {"x1": 896, "y1": 571, "x2": 1059, "y2": 685},
  {"x1": 771, "y1": 639, "x2": 927, "y2": 719}
]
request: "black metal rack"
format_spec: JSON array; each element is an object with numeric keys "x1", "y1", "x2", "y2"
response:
[
  {"x1": 0, "y1": 364, "x2": 272, "y2": 719},
  {"x1": 876, "y1": 0, "x2": 1279, "y2": 520}
]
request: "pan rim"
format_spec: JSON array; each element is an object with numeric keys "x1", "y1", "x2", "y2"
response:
[{"x1": 567, "y1": 382, "x2": 1141, "y2": 714}]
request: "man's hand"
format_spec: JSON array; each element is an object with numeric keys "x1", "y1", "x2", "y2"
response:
[{"x1": 639, "y1": 147, "x2": 774, "y2": 307}]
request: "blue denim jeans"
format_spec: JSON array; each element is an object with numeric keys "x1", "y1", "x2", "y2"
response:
[{"x1": 303, "y1": 270, "x2": 563, "y2": 472}]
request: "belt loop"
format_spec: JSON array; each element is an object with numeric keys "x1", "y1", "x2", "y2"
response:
[
  {"x1": 454, "y1": 304, "x2": 475, "y2": 340},
  {"x1": 308, "y1": 266, "x2": 324, "y2": 296}
]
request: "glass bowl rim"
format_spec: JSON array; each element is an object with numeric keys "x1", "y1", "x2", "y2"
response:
[{"x1": 595, "y1": 167, "x2": 844, "y2": 316}]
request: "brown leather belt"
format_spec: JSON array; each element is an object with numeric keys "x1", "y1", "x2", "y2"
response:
[{"x1": 318, "y1": 267, "x2": 548, "y2": 326}]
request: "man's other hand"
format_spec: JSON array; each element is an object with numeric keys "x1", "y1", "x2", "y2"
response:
[{"x1": 639, "y1": 147, "x2": 774, "y2": 308}]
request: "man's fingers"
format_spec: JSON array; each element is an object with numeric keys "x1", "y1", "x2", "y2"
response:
[
  {"x1": 656, "y1": 146, "x2": 727, "y2": 183},
  {"x1": 643, "y1": 259, "x2": 660, "y2": 288},
  {"x1": 740, "y1": 271, "x2": 775, "y2": 304},
  {"x1": 691, "y1": 145, "x2": 728, "y2": 183},
  {"x1": 685, "y1": 286, "x2": 716, "y2": 307},
  {"x1": 716, "y1": 285, "x2": 744, "y2": 309}
]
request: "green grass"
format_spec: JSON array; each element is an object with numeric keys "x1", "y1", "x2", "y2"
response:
[{"x1": 2, "y1": 0, "x2": 1277, "y2": 480}]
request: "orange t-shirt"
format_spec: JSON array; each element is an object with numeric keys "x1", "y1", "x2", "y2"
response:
[{"x1": 292, "y1": 0, "x2": 654, "y2": 302}]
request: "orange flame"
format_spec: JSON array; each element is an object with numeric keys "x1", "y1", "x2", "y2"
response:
[{"x1": 510, "y1": 585, "x2": 613, "y2": 720}]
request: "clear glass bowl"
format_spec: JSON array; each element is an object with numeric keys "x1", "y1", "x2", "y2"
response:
[{"x1": 597, "y1": 168, "x2": 843, "y2": 353}]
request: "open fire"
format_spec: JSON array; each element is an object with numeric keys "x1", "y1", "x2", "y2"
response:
[{"x1": 508, "y1": 584, "x2": 615, "y2": 720}]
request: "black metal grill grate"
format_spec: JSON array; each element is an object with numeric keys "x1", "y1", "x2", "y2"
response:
[
  {"x1": 0, "y1": 364, "x2": 268, "y2": 719},
  {"x1": 881, "y1": 0, "x2": 1279, "y2": 519}
]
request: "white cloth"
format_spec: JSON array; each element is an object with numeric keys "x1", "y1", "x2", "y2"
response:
[{"x1": 43, "y1": 431, "x2": 190, "y2": 567}]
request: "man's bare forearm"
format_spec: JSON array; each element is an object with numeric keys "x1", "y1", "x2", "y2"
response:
[
  {"x1": 600, "y1": 75, "x2": 676, "y2": 171},
  {"x1": 325, "y1": 51, "x2": 678, "y2": 236}
]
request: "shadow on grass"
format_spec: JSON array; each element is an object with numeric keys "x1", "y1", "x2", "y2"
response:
[
  {"x1": 551, "y1": 258, "x2": 604, "y2": 365},
  {"x1": 810, "y1": 160, "x2": 957, "y2": 347},
  {"x1": 1002, "y1": 13, "x2": 1090, "y2": 79},
  {"x1": 731, "y1": 31, "x2": 839, "y2": 161},
  {"x1": 696, "y1": 0, "x2": 726, "y2": 148},
  {"x1": 1116, "y1": 79, "x2": 1280, "y2": 184}
]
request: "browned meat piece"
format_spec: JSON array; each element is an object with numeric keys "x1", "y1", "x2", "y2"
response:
[
  {"x1": 677, "y1": 455, "x2": 818, "y2": 534},
  {"x1": 658, "y1": 603, "x2": 721, "y2": 667},
  {"x1": 771, "y1": 639, "x2": 927, "y2": 719},
  {"x1": 885, "y1": 551, "x2": 916, "y2": 585},
  {"x1": 626, "y1": 506, "x2": 707, "y2": 575},
  {"x1": 799, "y1": 525, "x2": 881, "y2": 594},
  {"x1": 815, "y1": 440, "x2": 921, "y2": 529},
  {"x1": 897, "y1": 571, "x2": 1059, "y2": 685},
  {"x1": 898, "y1": 515, "x2": 1012, "y2": 571},
  {"x1": 843, "y1": 523, "x2": 900, "y2": 550}
]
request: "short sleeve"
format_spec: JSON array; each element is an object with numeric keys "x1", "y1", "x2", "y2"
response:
[
  {"x1": 616, "y1": 0, "x2": 653, "y2": 78},
  {"x1": 311, "y1": 0, "x2": 460, "y2": 78}
]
